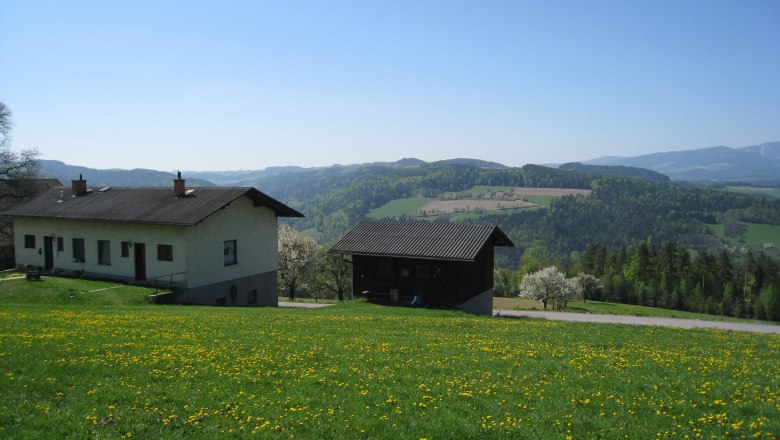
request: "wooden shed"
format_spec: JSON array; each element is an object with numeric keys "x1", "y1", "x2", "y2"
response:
[{"x1": 329, "y1": 220, "x2": 514, "y2": 315}]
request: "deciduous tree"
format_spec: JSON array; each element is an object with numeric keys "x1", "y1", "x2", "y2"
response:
[
  {"x1": 312, "y1": 248, "x2": 352, "y2": 301},
  {"x1": 0, "y1": 103, "x2": 40, "y2": 254},
  {"x1": 517, "y1": 266, "x2": 570, "y2": 310},
  {"x1": 571, "y1": 273, "x2": 601, "y2": 302},
  {"x1": 278, "y1": 224, "x2": 318, "y2": 301}
]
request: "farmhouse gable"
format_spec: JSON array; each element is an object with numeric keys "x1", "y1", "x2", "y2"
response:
[{"x1": 5, "y1": 176, "x2": 303, "y2": 307}]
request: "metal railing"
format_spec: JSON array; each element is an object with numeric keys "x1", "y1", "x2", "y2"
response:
[{"x1": 150, "y1": 271, "x2": 187, "y2": 294}]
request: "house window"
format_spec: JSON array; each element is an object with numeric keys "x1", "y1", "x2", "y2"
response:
[
  {"x1": 72, "y1": 238, "x2": 85, "y2": 262},
  {"x1": 224, "y1": 240, "x2": 237, "y2": 266},
  {"x1": 121, "y1": 242, "x2": 131, "y2": 258},
  {"x1": 57, "y1": 237, "x2": 64, "y2": 252},
  {"x1": 157, "y1": 244, "x2": 173, "y2": 261},
  {"x1": 248, "y1": 289, "x2": 258, "y2": 305},
  {"x1": 98, "y1": 240, "x2": 111, "y2": 265},
  {"x1": 24, "y1": 235, "x2": 35, "y2": 249},
  {"x1": 416, "y1": 264, "x2": 430, "y2": 279}
]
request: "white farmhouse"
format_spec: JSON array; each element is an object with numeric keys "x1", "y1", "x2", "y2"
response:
[{"x1": 4, "y1": 175, "x2": 303, "y2": 306}]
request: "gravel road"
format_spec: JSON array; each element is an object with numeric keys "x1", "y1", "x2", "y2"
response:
[
  {"x1": 278, "y1": 301, "x2": 334, "y2": 309},
  {"x1": 494, "y1": 309, "x2": 780, "y2": 334}
]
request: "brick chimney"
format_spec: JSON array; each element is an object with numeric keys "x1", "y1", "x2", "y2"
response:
[
  {"x1": 71, "y1": 174, "x2": 87, "y2": 196},
  {"x1": 173, "y1": 171, "x2": 186, "y2": 197}
]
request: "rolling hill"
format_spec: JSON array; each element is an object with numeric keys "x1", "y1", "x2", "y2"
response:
[
  {"x1": 39, "y1": 160, "x2": 215, "y2": 188},
  {"x1": 586, "y1": 141, "x2": 780, "y2": 183},
  {"x1": 34, "y1": 153, "x2": 780, "y2": 264}
]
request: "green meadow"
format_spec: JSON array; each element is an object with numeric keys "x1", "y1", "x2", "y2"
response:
[
  {"x1": 724, "y1": 187, "x2": 780, "y2": 199},
  {"x1": 367, "y1": 197, "x2": 435, "y2": 219},
  {"x1": 711, "y1": 222, "x2": 780, "y2": 247},
  {"x1": 1, "y1": 277, "x2": 779, "y2": 438}
]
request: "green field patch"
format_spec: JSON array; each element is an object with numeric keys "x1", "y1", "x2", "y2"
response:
[
  {"x1": 724, "y1": 186, "x2": 780, "y2": 198},
  {"x1": 0, "y1": 301, "x2": 777, "y2": 438},
  {"x1": 519, "y1": 194, "x2": 556, "y2": 205},
  {"x1": 711, "y1": 222, "x2": 780, "y2": 248},
  {"x1": 453, "y1": 185, "x2": 516, "y2": 196},
  {"x1": 743, "y1": 222, "x2": 780, "y2": 247},
  {"x1": 368, "y1": 197, "x2": 435, "y2": 218}
]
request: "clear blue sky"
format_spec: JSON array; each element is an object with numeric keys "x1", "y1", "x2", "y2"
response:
[{"x1": 1, "y1": 0, "x2": 779, "y2": 171}]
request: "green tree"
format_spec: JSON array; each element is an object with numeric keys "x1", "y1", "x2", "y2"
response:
[
  {"x1": 312, "y1": 248, "x2": 352, "y2": 301},
  {"x1": 759, "y1": 283, "x2": 780, "y2": 322},
  {"x1": 493, "y1": 268, "x2": 515, "y2": 298}
]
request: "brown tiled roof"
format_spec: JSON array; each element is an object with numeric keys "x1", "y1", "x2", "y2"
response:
[
  {"x1": 3, "y1": 186, "x2": 303, "y2": 225},
  {"x1": 329, "y1": 220, "x2": 514, "y2": 262},
  {"x1": 0, "y1": 179, "x2": 63, "y2": 212}
]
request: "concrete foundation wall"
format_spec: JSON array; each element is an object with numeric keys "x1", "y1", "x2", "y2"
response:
[
  {"x1": 456, "y1": 288, "x2": 494, "y2": 316},
  {"x1": 177, "y1": 270, "x2": 278, "y2": 307}
]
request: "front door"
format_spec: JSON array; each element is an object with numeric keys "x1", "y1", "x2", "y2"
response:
[
  {"x1": 134, "y1": 243, "x2": 146, "y2": 281},
  {"x1": 43, "y1": 237, "x2": 54, "y2": 270}
]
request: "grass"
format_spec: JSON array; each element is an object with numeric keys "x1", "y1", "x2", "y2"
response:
[
  {"x1": 493, "y1": 297, "x2": 767, "y2": 323},
  {"x1": 0, "y1": 300, "x2": 778, "y2": 439},
  {"x1": 367, "y1": 197, "x2": 435, "y2": 219},
  {"x1": 724, "y1": 186, "x2": 780, "y2": 199},
  {"x1": 518, "y1": 194, "x2": 556, "y2": 205},
  {"x1": 0, "y1": 270, "x2": 24, "y2": 280},
  {"x1": 743, "y1": 223, "x2": 780, "y2": 247},
  {"x1": 455, "y1": 185, "x2": 516, "y2": 195},
  {"x1": 711, "y1": 222, "x2": 780, "y2": 247},
  {"x1": 0, "y1": 275, "x2": 156, "y2": 306}
]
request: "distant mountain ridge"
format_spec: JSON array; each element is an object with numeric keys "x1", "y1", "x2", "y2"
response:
[
  {"x1": 37, "y1": 141, "x2": 780, "y2": 190},
  {"x1": 184, "y1": 158, "x2": 507, "y2": 187},
  {"x1": 558, "y1": 162, "x2": 670, "y2": 182},
  {"x1": 39, "y1": 160, "x2": 215, "y2": 188},
  {"x1": 586, "y1": 142, "x2": 780, "y2": 183}
]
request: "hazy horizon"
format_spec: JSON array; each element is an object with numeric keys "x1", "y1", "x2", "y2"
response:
[{"x1": 2, "y1": 1, "x2": 778, "y2": 171}]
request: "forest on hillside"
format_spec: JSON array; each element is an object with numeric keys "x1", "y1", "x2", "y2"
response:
[
  {"x1": 270, "y1": 162, "x2": 780, "y2": 320},
  {"x1": 578, "y1": 242, "x2": 780, "y2": 321},
  {"x1": 271, "y1": 163, "x2": 780, "y2": 262}
]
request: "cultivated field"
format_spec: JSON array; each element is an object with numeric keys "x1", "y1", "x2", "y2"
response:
[
  {"x1": 416, "y1": 199, "x2": 538, "y2": 216},
  {"x1": 724, "y1": 186, "x2": 780, "y2": 199},
  {"x1": 711, "y1": 222, "x2": 780, "y2": 248},
  {"x1": 1, "y1": 298, "x2": 778, "y2": 438},
  {"x1": 510, "y1": 187, "x2": 592, "y2": 197},
  {"x1": 369, "y1": 187, "x2": 593, "y2": 219}
]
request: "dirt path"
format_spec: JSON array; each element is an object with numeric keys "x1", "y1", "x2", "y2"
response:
[
  {"x1": 278, "y1": 301, "x2": 334, "y2": 309},
  {"x1": 494, "y1": 309, "x2": 780, "y2": 334}
]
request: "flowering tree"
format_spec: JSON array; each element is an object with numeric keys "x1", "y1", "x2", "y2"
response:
[
  {"x1": 278, "y1": 224, "x2": 319, "y2": 301},
  {"x1": 517, "y1": 266, "x2": 570, "y2": 310},
  {"x1": 571, "y1": 273, "x2": 601, "y2": 302}
]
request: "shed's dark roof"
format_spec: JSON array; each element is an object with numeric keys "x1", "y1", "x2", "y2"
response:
[
  {"x1": 329, "y1": 220, "x2": 514, "y2": 262},
  {"x1": 3, "y1": 186, "x2": 303, "y2": 225}
]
